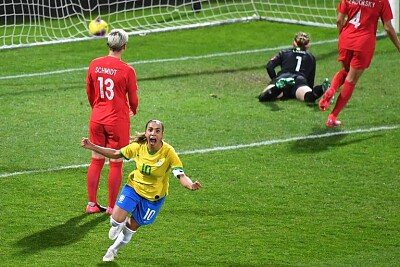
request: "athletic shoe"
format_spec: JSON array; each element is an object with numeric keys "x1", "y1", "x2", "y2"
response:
[
  {"x1": 275, "y1": 77, "x2": 295, "y2": 88},
  {"x1": 103, "y1": 248, "x2": 118, "y2": 262},
  {"x1": 326, "y1": 115, "x2": 342, "y2": 127},
  {"x1": 109, "y1": 222, "x2": 125, "y2": 240},
  {"x1": 319, "y1": 88, "x2": 334, "y2": 111},
  {"x1": 86, "y1": 203, "x2": 106, "y2": 214},
  {"x1": 321, "y1": 78, "x2": 331, "y2": 93},
  {"x1": 106, "y1": 206, "x2": 113, "y2": 215}
]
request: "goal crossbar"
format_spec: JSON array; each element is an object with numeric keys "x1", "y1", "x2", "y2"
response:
[{"x1": 0, "y1": 0, "x2": 398, "y2": 50}]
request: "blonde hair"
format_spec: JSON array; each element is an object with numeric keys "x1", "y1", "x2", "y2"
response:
[
  {"x1": 107, "y1": 29, "x2": 128, "y2": 52},
  {"x1": 293, "y1": 32, "x2": 310, "y2": 51},
  {"x1": 130, "y1": 132, "x2": 147, "y2": 144}
]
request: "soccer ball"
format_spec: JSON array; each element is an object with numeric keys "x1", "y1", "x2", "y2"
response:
[{"x1": 88, "y1": 18, "x2": 108, "y2": 36}]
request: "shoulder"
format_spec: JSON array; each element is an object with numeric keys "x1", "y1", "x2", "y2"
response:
[
  {"x1": 280, "y1": 48, "x2": 293, "y2": 54},
  {"x1": 161, "y1": 142, "x2": 179, "y2": 156},
  {"x1": 306, "y1": 51, "x2": 316, "y2": 59},
  {"x1": 119, "y1": 60, "x2": 134, "y2": 70},
  {"x1": 162, "y1": 141, "x2": 175, "y2": 151},
  {"x1": 89, "y1": 56, "x2": 104, "y2": 65},
  {"x1": 120, "y1": 142, "x2": 140, "y2": 159},
  {"x1": 271, "y1": 48, "x2": 292, "y2": 59},
  {"x1": 124, "y1": 142, "x2": 141, "y2": 151}
]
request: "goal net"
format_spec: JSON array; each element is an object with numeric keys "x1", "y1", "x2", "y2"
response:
[{"x1": 1, "y1": 0, "x2": 398, "y2": 50}]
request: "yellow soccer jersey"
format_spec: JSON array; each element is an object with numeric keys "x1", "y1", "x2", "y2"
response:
[{"x1": 120, "y1": 141, "x2": 183, "y2": 201}]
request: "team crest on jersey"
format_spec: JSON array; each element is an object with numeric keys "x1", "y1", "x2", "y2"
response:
[
  {"x1": 157, "y1": 159, "x2": 163, "y2": 166},
  {"x1": 118, "y1": 194, "x2": 125, "y2": 203}
]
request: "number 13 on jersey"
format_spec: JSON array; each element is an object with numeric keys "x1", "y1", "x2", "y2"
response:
[{"x1": 98, "y1": 76, "x2": 115, "y2": 100}]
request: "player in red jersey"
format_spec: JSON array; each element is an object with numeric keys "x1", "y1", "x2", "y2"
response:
[
  {"x1": 85, "y1": 29, "x2": 139, "y2": 214},
  {"x1": 319, "y1": 0, "x2": 400, "y2": 127}
]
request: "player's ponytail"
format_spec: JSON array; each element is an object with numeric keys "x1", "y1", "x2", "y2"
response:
[
  {"x1": 130, "y1": 132, "x2": 146, "y2": 144},
  {"x1": 293, "y1": 32, "x2": 310, "y2": 51}
]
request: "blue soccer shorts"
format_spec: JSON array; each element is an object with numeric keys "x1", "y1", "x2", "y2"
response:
[{"x1": 116, "y1": 185, "x2": 166, "y2": 226}]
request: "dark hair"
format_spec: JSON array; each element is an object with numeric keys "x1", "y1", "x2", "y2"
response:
[
  {"x1": 130, "y1": 119, "x2": 164, "y2": 144},
  {"x1": 145, "y1": 119, "x2": 164, "y2": 132},
  {"x1": 293, "y1": 32, "x2": 310, "y2": 51}
]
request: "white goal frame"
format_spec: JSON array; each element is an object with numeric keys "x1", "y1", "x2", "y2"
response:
[{"x1": 0, "y1": 0, "x2": 398, "y2": 50}]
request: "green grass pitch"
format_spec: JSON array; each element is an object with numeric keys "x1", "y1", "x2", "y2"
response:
[{"x1": 0, "y1": 21, "x2": 399, "y2": 266}]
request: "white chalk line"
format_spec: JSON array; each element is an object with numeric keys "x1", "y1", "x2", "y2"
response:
[
  {"x1": 0, "y1": 39, "x2": 338, "y2": 81},
  {"x1": 1, "y1": 125, "x2": 398, "y2": 178}
]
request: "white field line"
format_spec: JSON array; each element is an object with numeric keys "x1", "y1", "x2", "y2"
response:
[
  {"x1": 0, "y1": 39, "x2": 338, "y2": 81},
  {"x1": 1, "y1": 125, "x2": 398, "y2": 178}
]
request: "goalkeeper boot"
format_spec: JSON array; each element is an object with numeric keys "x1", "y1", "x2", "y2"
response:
[
  {"x1": 275, "y1": 77, "x2": 295, "y2": 88},
  {"x1": 319, "y1": 88, "x2": 334, "y2": 111},
  {"x1": 325, "y1": 114, "x2": 342, "y2": 128},
  {"x1": 321, "y1": 78, "x2": 335, "y2": 104},
  {"x1": 103, "y1": 248, "x2": 118, "y2": 262},
  {"x1": 321, "y1": 78, "x2": 331, "y2": 93}
]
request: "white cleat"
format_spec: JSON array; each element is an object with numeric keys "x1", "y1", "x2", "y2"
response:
[{"x1": 103, "y1": 248, "x2": 118, "y2": 262}]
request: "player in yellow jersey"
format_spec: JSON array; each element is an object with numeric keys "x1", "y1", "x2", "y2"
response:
[{"x1": 80, "y1": 119, "x2": 201, "y2": 262}]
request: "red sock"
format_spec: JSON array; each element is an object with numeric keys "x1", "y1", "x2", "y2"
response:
[
  {"x1": 108, "y1": 161, "x2": 123, "y2": 208},
  {"x1": 330, "y1": 70, "x2": 347, "y2": 94},
  {"x1": 332, "y1": 80, "x2": 356, "y2": 118},
  {"x1": 87, "y1": 158, "x2": 105, "y2": 204}
]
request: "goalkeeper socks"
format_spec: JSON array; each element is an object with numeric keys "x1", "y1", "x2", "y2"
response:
[
  {"x1": 330, "y1": 70, "x2": 348, "y2": 94},
  {"x1": 331, "y1": 80, "x2": 356, "y2": 117},
  {"x1": 304, "y1": 91, "x2": 317, "y2": 102},
  {"x1": 312, "y1": 85, "x2": 324, "y2": 98},
  {"x1": 108, "y1": 161, "x2": 123, "y2": 208},
  {"x1": 87, "y1": 157, "x2": 105, "y2": 204}
]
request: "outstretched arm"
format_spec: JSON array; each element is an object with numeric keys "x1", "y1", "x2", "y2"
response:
[
  {"x1": 178, "y1": 174, "x2": 202, "y2": 191},
  {"x1": 80, "y1": 137, "x2": 123, "y2": 159}
]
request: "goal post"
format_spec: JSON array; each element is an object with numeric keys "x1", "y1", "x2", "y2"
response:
[
  {"x1": 0, "y1": 0, "x2": 398, "y2": 50},
  {"x1": 390, "y1": 0, "x2": 399, "y2": 32}
]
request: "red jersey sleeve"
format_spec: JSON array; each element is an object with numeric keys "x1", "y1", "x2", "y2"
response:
[
  {"x1": 126, "y1": 67, "x2": 139, "y2": 115},
  {"x1": 86, "y1": 64, "x2": 95, "y2": 108}
]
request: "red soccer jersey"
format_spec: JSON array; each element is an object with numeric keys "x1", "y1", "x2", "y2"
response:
[
  {"x1": 86, "y1": 56, "x2": 138, "y2": 125},
  {"x1": 337, "y1": 0, "x2": 393, "y2": 52}
]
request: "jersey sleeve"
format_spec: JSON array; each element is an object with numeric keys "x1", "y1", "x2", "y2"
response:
[
  {"x1": 266, "y1": 51, "x2": 282, "y2": 80},
  {"x1": 168, "y1": 147, "x2": 183, "y2": 171},
  {"x1": 120, "y1": 142, "x2": 139, "y2": 160},
  {"x1": 307, "y1": 54, "x2": 316, "y2": 88},
  {"x1": 86, "y1": 63, "x2": 95, "y2": 108},
  {"x1": 127, "y1": 67, "x2": 139, "y2": 115},
  {"x1": 381, "y1": 0, "x2": 394, "y2": 22},
  {"x1": 337, "y1": 0, "x2": 347, "y2": 14}
]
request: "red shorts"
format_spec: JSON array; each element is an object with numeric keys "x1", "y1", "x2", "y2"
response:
[
  {"x1": 89, "y1": 121, "x2": 130, "y2": 149},
  {"x1": 338, "y1": 47, "x2": 374, "y2": 70}
]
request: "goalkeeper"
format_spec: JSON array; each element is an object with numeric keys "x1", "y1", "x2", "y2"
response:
[{"x1": 258, "y1": 32, "x2": 330, "y2": 103}]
